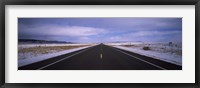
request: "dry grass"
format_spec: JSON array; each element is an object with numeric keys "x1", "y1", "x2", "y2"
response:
[
  {"x1": 122, "y1": 45, "x2": 135, "y2": 47},
  {"x1": 121, "y1": 44, "x2": 181, "y2": 55},
  {"x1": 18, "y1": 45, "x2": 88, "y2": 55}
]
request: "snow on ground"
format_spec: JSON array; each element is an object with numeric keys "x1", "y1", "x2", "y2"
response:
[
  {"x1": 18, "y1": 45, "x2": 94, "y2": 67},
  {"x1": 105, "y1": 42, "x2": 143, "y2": 46},
  {"x1": 18, "y1": 43, "x2": 96, "y2": 48},
  {"x1": 107, "y1": 42, "x2": 182, "y2": 66}
]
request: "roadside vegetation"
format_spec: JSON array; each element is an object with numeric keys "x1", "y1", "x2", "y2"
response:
[{"x1": 18, "y1": 45, "x2": 89, "y2": 59}]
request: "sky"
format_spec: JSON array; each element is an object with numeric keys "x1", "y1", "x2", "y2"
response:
[{"x1": 18, "y1": 18, "x2": 182, "y2": 43}]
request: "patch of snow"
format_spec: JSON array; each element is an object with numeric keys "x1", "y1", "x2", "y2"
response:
[
  {"x1": 18, "y1": 43, "x2": 96, "y2": 48},
  {"x1": 104, "y1": 42, "x2": 143, "y2": 46},
  {"x1": 112, "y1": 45, "x2": 182, "y2": 66},
  {"x1": 18, "y1": 45, "x2": 93, "y2": 67}
]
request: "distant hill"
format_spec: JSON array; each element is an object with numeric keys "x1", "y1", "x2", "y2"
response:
[{"x1": 18, "y1": 39, "x2": 74, "y2": 44}]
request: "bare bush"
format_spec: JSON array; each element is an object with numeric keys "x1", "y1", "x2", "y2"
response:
[
  {"x1": 122, "y1": 45, "x2": 134, "y2": 47},
  {"x1": 143, "y1": 46, "x2": 150, "y2": 50}
]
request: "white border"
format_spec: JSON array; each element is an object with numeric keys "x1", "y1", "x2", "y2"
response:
[{"x1": 5, "y1": 5, "x2": 195, "y2": 83}]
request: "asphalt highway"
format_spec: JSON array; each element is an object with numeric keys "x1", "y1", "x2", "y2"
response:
[{"x1": 18, "y1": 44, "x2": 182, "y2": 70}]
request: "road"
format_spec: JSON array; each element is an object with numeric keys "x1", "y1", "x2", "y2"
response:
[{"x1": 19, "y1": 44, "x2": 182, "y2": 70}]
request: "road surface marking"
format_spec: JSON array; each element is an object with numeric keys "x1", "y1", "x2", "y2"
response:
[
  {"x1": 37, "y1": 47, "x2": 92, "y2": 70},
  {"x1": 100, "y1": 54, "x2": 103, "y2": 59},
  {"x1": 112, "y1": 47, "x2": 167, "y2": 70}
]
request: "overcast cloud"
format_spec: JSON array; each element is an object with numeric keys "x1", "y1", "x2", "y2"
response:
[{"x1": 18, "y1": 18, "x2": 182, "y2": 43}]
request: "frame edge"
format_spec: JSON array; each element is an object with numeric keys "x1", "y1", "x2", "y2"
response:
[
  {"x1": 195, "y1": 1, "x2": 200, "y2": 87},
  {"x1": 0, "y1": 0, "x2": 5, "y2": 87},
  {"x1": 0, "y1": 0, "x2": 200, "y2": 88}
]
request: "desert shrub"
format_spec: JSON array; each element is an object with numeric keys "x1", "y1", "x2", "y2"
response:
[
  {"x1": 123, "y1": 45, "x2": 134, "y2": 47},
  {"x1": 143, "y1": 46, "x2": 150, "y2": 50}
]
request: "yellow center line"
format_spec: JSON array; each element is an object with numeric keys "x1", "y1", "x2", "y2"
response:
[{"x1": 100, "y1": 54, "x2": 103, "y2": 59}]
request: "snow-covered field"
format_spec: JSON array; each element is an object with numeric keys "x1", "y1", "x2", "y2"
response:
[
  {"x1": 18, "y1": 43, "x2": 95, "y2": 67},
  {"x1": 106, "y1": 42, "x2": 182, "y2": 66},
  {"x1": 18, "y1": 43, "x2": 95, "y2": 48}
]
